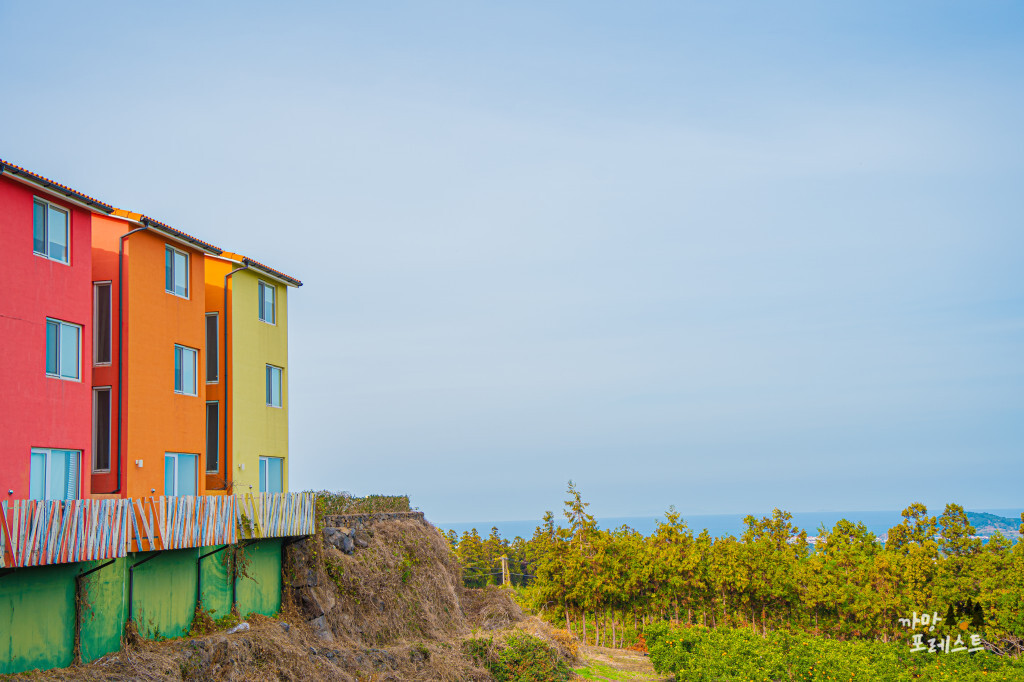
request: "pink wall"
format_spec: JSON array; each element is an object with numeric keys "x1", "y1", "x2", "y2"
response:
[{"x1": 0, "y1": 175, "x2": 94, "y2": 499}]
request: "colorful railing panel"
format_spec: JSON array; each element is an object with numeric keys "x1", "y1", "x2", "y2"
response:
[
  {"x1": 128, "y1": 495, "x2": 238, "y2": 553},
  {"x1": 0, "y1": 499, "x2": 131, "y2": 568},
  {"x1": 0, "y1": 492, "x2": 315, "y2": 568},
  {"x1": 236, "y1": 492, "x2": 316, "y2": 540}
]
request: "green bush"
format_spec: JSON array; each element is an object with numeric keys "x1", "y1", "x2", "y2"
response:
[
  {"x1": 645, "y1": 622, "x2": 1024, "y2": 682},
  {"x1": 463, "y1": 633, "x2": 572, "y2": 682},
  {"x1": 314, "y1": 491, "x2": 411, "y2": 522}
]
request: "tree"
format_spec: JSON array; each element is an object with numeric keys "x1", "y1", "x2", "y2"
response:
[{"x1": 886, "y1": 502, "x2": 936, "y2": 554}]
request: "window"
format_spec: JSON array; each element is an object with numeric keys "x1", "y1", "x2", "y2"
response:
[
  {"x1": 46, "y1": 319, "x2": 80, "y2": 380},
  {"x1": 94, "y1": 283, "x2": 112, "y2": 365},
  {"x1": 258, "y1": 281, "x2": 276, "y2": 324},
  {"x1": 30, "y1": 449, "x2": 80, "y2": 500},
  {"x1": 266, "y1": 365, "x2": 283, "y2": 407},
  {"x1": 205, "y1": 313, "x2": 218, "y2": 382},
  {"x1": 165, "y1": 246, "x2": 189, "y2": 297},
  {"x1": 33, "y1": 199, "x2": 69, "y2": 263},
  {"x1": 259, "y1": 456, "x2": 283, "y2": 493},
  {"x1": 164, "y1": 453, "x2": 198, "y2": 496},
  {"x1": 206, "y1": 402, "x2": 219, "y2": 473},
  {"x1": 93, "y1": 388, "x2": 111, "y2": 472},
  {"x1": 174, "y1": 345, "x2": 198, "y2": 396}
]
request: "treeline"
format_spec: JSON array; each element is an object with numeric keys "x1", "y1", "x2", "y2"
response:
[
  {"x1": 444, "y1": 526, "x2": 533, "y2": 588},
  {"x1": 446, "y1": 483, "x2": 1024, "y2": 648}
]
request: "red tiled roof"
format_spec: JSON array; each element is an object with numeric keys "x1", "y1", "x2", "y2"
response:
[
  {"x1": 2, "y1": 158, "x2": 299, "y2": 283},
  {"x1": 0, "y1": 158, "x2": 115, "y2": 213},
  {"x1": 110, "y1": 209, "x2": 223, "y2": 255},
  {"x1": 242, "y1": 255, "x2": 302, "y2": 287},
  {"x1": 139, "y1": 213, "x2": 223, "y2": 255}
]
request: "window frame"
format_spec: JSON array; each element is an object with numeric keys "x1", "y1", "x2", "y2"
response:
[
  {"x1": 205, "y1": 401, "x2": 220, "y2": 474},
  {"x1": 94, "y1": 282, "x2": 112, "y2": 366},
  {"x1": 93, "y1": 387, "x2": 112, "y2": 472},
  {"x1": 164, "y1": 452, "x2": 199, "y2": 497},
  {"x1": 29, "y1": 448, "x2": 81, "y2": 500},
  {"x1": 258, "y1": 456, "x2": 284, "y2": 493},
  {"x1": 205, "y1": 313, "x2": 219, "y2": 383},
  {"x1": 165, "y1": 246, "x2": 190, "y2": 299},
  {"x1": 173, "y1": 344, "x2": 199, "y2": 396},
  {"x1": 266, "y1": 364, "x2": 283, "y2": 408},
  {"x1": 45, "y1": 318, "x2": 81, "y2": 381},
  {"x1": 32, "y1": 197, "x2": 70, "y2": 264},
  {"x1": 258, "y1": 281, "x2": 277, "y2": 325}
]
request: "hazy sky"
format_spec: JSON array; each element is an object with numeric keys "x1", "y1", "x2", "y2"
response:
[{"x1": 2, "y1": 2, "x2": 1021, "y2": 523}]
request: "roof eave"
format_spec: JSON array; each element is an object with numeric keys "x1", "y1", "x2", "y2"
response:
[
  {"x1": 140, "y1": 217, "x2": 223, "y2": 256},
  {"x1": 0, "y1": 162, "x2": 115, "y2": 214},
  {"x1": 242, "y1": 257, "x2": 302, "y2": 287}
]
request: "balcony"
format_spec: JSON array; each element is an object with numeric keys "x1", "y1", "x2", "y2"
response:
[{"x1": 0, "y1": 492, "x2": 315, "y2": 568}]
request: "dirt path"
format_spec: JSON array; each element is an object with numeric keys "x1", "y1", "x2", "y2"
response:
[{"x1": 573, "y1": 645, "x2": 674, "y2": 681}]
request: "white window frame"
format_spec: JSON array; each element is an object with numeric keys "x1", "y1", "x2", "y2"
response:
[
  {"x1": 93, "y1": 387, "x2": 112, "y2": 472},
  {"x1": 45, "y1": 318, "x2": 81, "y2": 381},
  {"x1": 259, "y1": 456, "x2": 284, "y2": 493},
  {"x1": 165, "y1": 246, "x2": 190, "y2": 298},
  {"x1": 173, "y1": 344, "x2": 199, "y2": 396},
  {"x1": 32, "y1": 197, "x2": 70, "y2": 264},
  {"x1": 94, "y1": 281, "x2": 112, "y2": 366},
  {"x1": 266, "y1": 364, "x2": 283, "y2": 408},
  {"x1": 30, "y1": 448, "x2": 81, "y2": 500},
  {"x1": 164, "y1": 452, "x2": 198, "y2": 497},
  {"x1": 258, "y1": 281, "x2": 277, "y2": 325}
]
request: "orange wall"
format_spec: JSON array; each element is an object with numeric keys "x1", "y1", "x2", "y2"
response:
[
  {"x1": 122, "y1": 230, "x2": 208, "y2": 497},
  {"x1": 204, "y1": 256, "x2": 232, "y2": 493}
]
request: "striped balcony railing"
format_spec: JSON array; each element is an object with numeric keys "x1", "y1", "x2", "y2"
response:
[
  {"x1": 236, "y1": 491, "x2": 316, "y2": 540},
  {"x1": 128, "y1": 495, "x2": 238, "y2": 553},
  {"x1": 0, "y1": 499, "x2": 131, "y2": 568},
  {"x1": 0, "y1": 492, "x2": 316, "y2": 568}
]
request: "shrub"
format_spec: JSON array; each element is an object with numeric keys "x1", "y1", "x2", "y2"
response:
[
  {"x1": 463, "y1": 633, "x2": 572, "y2": 682},
  {"x1": 645, "y1": 622, "x2": 1024, "y2": 682}
]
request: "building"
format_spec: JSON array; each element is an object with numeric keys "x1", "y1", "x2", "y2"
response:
[
  {"x1": 0, "y1": 159, "x2": 300, "y2": 501},
  {"x1": 89, "y1": 211, "x2": 223, "y2": 499},
  {"x1": 205, "y1": 253, "x2": 302, "y2": 495},
  {"x1": 0, "y1": 160, "x2": 115, "y2": 500}
]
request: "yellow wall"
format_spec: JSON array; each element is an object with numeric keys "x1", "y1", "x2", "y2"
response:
[{"x1": 229, "y1": 270, "x2": 289, "y2": 493}]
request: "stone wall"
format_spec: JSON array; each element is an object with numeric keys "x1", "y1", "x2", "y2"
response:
[{"x1": 322, "y1": 511, "x2": 426, "y2": 530}]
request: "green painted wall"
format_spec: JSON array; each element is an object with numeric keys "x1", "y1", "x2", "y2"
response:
[
  {"x1": 0, "y1": 562, "x2": 78, "y2": 673},
  {"x1": 199, "y1": 545, "x2": 233, "y2": 620},
  {"x1": 230, "y1": 271, "x2": 290, "y2": 492},
  {"x1": 131, "y1": 548, "x2": 201, "y2": 640},
  {"x1": 236, "y1": 539, "x2": 283, "y2": 617},
  {"x1": 0, "y1": 541, "x2": 283, "y2": 675},
  {"x1": 79, "y1": 557, "x2": 127, "y2": 664}
]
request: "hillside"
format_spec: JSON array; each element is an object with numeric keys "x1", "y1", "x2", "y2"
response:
[
  {"x1": 12, "y1": 498, "x2": 576, "y2": 681},
  {"x1": 967, "y1": 511, "x2": 1023, "y2": 538}
]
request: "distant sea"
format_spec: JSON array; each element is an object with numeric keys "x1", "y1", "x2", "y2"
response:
[{"x1": 442, "y1": 508, "x2": 1024, "y2": 541}]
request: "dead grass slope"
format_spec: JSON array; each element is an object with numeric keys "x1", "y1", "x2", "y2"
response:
[{"x1": 10, "y1": 515, "x2": 572, "y2": 681}]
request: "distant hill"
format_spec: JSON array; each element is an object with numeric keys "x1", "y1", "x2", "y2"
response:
[{"x1": 967, "y1": 511, "x2": 1022, "y2": 538}]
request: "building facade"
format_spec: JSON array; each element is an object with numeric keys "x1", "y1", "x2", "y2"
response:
[
  {"x1": 0, "y1": 159, "x2": 300, "y2": 502},
  {"x1": 0, "y1": 162, "x2": 115, "y2": 500},
  {"x1": 205, "y1": 254, "x2": 300, "y2": 495},
  {"x1": 90, "y1": 212, "x2": 222, "y2": 498}
]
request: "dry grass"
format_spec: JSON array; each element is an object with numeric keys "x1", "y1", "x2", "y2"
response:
[
  {"x1": 461, "y1": 585, "x2": 525, "y2": 631},
  {"x1": 312, "y1": 520, "x2": 467, "y2": 645},
  {"x1": 12, "y1": 516, "x2": 570, "y2": 681}
]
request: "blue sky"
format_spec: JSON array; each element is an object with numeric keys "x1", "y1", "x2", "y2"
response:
[{"x1": 2, "y1": 2, "x2": 1021, "y2": 523}]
